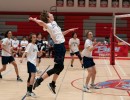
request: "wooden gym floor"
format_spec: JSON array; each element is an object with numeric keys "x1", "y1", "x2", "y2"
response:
[{"x1": 0, "y1": 54, "x2": 130, "y2": 100}]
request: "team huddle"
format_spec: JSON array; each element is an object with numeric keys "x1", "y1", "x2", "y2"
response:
[{"x1": 0, "y1": 10, "x2": 101, "y2": 98}]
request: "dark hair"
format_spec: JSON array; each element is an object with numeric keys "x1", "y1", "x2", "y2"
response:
[
  {"x1": 5, "y1": 30, "x2": 11, "y2": 38},
  {"x1": 37, "y1": 33, "x2": 42, "y2": 37},
  {"x1": 28, "y1": 33, "x2": 36, "y2": 43},
  {"x1": 86, "y1": 31, "x2": 92, "y2": 38},
  {"x1": 40, "y1": 10, "x2": 49, "y2": 23},
  {"x1": 22, "y1": 36, "x2": 26, "y2": 39},
  {"x1": 72, "y1": 32, "x2": 77, "y2": 38}
]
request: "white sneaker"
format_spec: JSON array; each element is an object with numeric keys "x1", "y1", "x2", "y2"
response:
[
  {"x1": 83, "y1": 86, "x2": 92, "y2": 93},
  {"x1": 36, "y1": 67, "x2": 42, "y2": 74},
  {"x1": 26, "y1": 92, "x2": 37, "y2": 98},
  {"x1": 16, "y1": 54, "x2": 18, "y2": 57},
  {"x1": 90, "y1": 84, "x2": 101, "y2": 89}
]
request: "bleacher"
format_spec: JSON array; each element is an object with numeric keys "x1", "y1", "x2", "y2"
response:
[{"x1": 0, "y1": 12, "x2": 130, "y2": 50}]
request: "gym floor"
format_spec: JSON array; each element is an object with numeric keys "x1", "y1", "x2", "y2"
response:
[{"x1": 0, "y1": 53, "x2": 130, "y2": 100}]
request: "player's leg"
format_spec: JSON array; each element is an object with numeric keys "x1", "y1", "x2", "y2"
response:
[
  {"x1": 48, "y1": 43, "x2": 66, "y2": 94},
  {"x1": 70, "y1": 53, "x2": 74, "y2": 67},
  {"x1": 27, "y1": 73, "x2": 36, "y2": 97},
  {"x1": 26, "y1": 62, "x2": 37, "y2": 97},
  {"x1": 75, "y1": 51, "x2": 83, "y2": 67},
  {"x1": 10, "y1": 56, "x2": 23, "y2": 81},
  {"x1": 82, "y1": 57, "x2": 93, "y2": 92},
  {"x1": 0, "y1": 56, "x2": 9, "y2": 78}
]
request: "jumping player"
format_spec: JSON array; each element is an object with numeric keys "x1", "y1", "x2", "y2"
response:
[{"x1": 29, "y1": 10, "x2": 78, "y2": 94}]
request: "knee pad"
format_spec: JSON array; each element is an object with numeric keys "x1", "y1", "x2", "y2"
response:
[
  {"x1": 47, "y1": 64, "x2": 64, "y2": 76},
  {"x1": 55, "y1": 64, "x2": 64, "y2": 75}
]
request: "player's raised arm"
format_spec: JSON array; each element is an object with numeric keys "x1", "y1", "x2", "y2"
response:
[
  {"x1": 29, "y1": 17, "x2": 48, "y2": 29},
  {"x1": 62, "y1": 28, "x2": 78, "y2": 35}
]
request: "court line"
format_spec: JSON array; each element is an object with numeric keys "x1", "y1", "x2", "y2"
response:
[
  {"x1": 2, "y1": 62, "x2": 22, "y2": 77},
  {"x1": 21, "y1": 65, "x2": 51, "y2": 100},
  {"x1": 2, "y1": 68, "x2": 13, "y2": 76},
  {"x1": 115, "y1": 60, "x2": 127, "y2": 76},
  {"x1": 103, "y1": 59, "x2": 113, "y2": 76},
  {"x1": 71, "y1": 58, "x2": 130, "y2": 97},
  {"x1": 120, "y1": 96, "x2": 125, "y2": 100},
  {"x1": 65, "y1": 57, "x2": 130, "y2": 60},
  {"x1": 54, "y1": 61, "x2": 71, "y2": 100},
  {"x1": 22, "y1": 65, "x2": 50, "y2": 100},
  {"x1": 71, "y1": 78, "x2": 129, "y2": 96},
  {"x1": 82, "y1": 68, "x2": 86, "y2": 100},
  {"x1": 104, "y1": 59, "x2": 125, "y2": 100},
  {"x1": 112, "y1": 65, "x2": 130, "y2": 96}
]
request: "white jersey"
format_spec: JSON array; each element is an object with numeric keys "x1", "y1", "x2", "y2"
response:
[
  {"x1": 81, "y1": 39, "x2": 93, "y2": 57},
  {"x1": 12, "y1": 40, "x2": 19, "y2": 48},
  {"x1": 25, "y1": 43, "x2": 38, "y2": 66},
  {"x1": 20, "y1": 40, "x2": 28, "y2": 48},
  {"x1": 43, "y1": 41, "x2": 48, "y2": 45},
  {"x1": 43, "y1": 21, "x2": 65, "y2": 44},
  {"x1": 1, "y1": 38, "x2": 12, "y2": 56},
  {"x1": 69, "y1": 38, "x2": 80, "y2": 53}
]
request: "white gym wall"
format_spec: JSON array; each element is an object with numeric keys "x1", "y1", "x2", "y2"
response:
[{"x1": 0, "y1": 0, "x2": 129, "y2": 13}]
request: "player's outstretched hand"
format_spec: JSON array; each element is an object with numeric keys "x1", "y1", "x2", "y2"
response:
[
  {"x1": 70, "y1": 28, "x2": 79, "y2": 31},
  {"x1": 29, "y1": 17, "x2": 34, "y2": 21}
]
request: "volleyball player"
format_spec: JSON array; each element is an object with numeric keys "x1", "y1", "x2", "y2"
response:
[
  {"x1": 20, "y1": 33, "x2": 42, "y2": 97},
  {"x1": 12, "y1": 36, "x2": 19, "y2": 57},
  {"x1": 69, "y1": 32, "x2": 83, "y2": 67},
  {"x1": 82, "y1": 31, "x2": 100, "y2": 92},
  {"x1": 36, "y1": 33, "x2": 44, "y2": 73},
  {"x1": 29, "y1": 10, "x2": 78, "y2": 94},
  {"x1": 0, "y1": 30, "x2": 23, "y2": 82},
  {"x1": 19, "y1": 37, "x2": 28, "y2": 56}
]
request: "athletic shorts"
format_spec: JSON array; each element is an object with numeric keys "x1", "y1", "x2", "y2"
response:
[
  {"x1": 21, "y1": 47, "x2": 26, "y2": 51},
  {"x1": 54, "y1": 43, "x2": 66, "y2": 65},
  {"x1": 27, "y1": 62, "x2": 36, "y2": 73},
  {"x1": 1, "y1": 56, "x2": 15, "y2": 65},
  {"x1": 83, "y1": 57, "x2": 95, "y2": 69},
  {"x1": 70, "y1": 51, "x2": 82, "y2": 60},
  {"x1": 70, "y1": 51, "x2": 80, "y2": 56}
]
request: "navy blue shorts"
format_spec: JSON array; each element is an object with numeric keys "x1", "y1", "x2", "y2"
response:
[
  {"x1": 27, "y1": 62, "x2": 36, "y2": 73},
  {"x1": 54, "y1": 43, "x2": 66, "y2": 65},
  {"x1": 70, "y1": 51, "x2": 79, "y2": 56},
  {"x1": 1, "y1": 56, "x2": 15, "y2": 65},
  {"x1": 70, "y1": 51, "x2": 82, "y2": 60},
  {"x1": 21, "y1": 47, "x2": 26, "y2": 51},
  {"x1": 37, "y1": 56, "x2": 42, "y2": 59},
  {"x1": 83, "y1": 57, "x2": 95, "y2": 69}
]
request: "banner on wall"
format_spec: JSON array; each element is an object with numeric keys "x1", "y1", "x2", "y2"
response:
[
  {"x1": 89, "y1": 0, "x2": 97, "y2": 7},
  {"x1": 56, "y1": 0, "x2": 64, "y2": 7},
  {"x1": 122, "y1": 0, "x2": 130, "y2": 8},
  {"x1": 78, "y1": 0, "x2": 85, "y2": 7},
  {"x1": 92, "y1": 45, "x2": 128, "y2": 57},
  {"x1": 112, "y1": 0, "x2": 119, "y2": 8},
  {"x1": 67, "y1": 0, "x2": 74, "y2": 7},
  {"x1": 100, "y1": 0, "x2": 108, "y2": 7}
]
